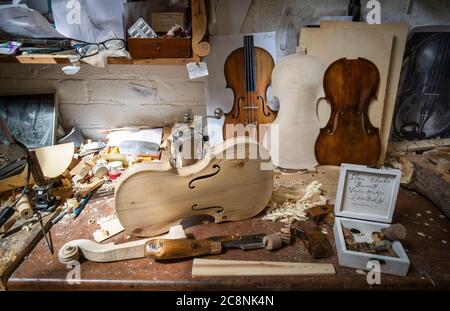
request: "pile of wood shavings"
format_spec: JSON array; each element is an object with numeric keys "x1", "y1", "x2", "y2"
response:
[{"x1": 261, "y1": 180, "x2": 327, "y2": 224}]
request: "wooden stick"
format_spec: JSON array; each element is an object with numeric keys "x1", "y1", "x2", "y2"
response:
[{"x1": 192, "y1": 259, "x2": 335, "y2": 277}]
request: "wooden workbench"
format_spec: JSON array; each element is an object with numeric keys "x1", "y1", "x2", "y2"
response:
[{"x1": 5, "y1": 175, "x2": 450, "y2": 290}]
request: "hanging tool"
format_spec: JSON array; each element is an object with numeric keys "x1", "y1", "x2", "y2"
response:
[{"x1": 144, "y1": 233, "x2": 283, "y2": 261}]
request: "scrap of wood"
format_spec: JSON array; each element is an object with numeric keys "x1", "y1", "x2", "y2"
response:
[
  {"x1": 93, "y1": 214, "x2": 124, "y2": 242},
  {"x1": 192, "y1": 259, "x2": 336, "y2": 277},
  {"x1": 403, "y1": 154, "x2": 450, "y2": 218},
  {"x1": 0, "y1": 210, "x2": 59, "y2": 290},
  {"x1": 76, "y1": 179, "x2": 104, "y2": 198}
]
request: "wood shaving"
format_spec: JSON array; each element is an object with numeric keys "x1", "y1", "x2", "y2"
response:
[{"x1": 262, "y1": 180, "x2": 327, "y2": 224}]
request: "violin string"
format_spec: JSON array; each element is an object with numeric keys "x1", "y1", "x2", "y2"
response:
[
  {"x1": 250, "y1": 35, "x2": 253, "y2": 125},
  {"x1": 421, "y1": 35, "x2": 445, "y2": 134},
  {"x1": 244, "y1": 35, "x2": 248, "y2": 125},
  {"x1": 250, "y1": 35, "x2": 255, "y2": 125}
]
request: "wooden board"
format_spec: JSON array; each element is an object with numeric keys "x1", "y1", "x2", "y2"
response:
[
  {"x1": 192, "y1": 258, "x2": 336, "y2": 276},
  {"x1": 115, "y1": 137, "x2": 274, "y2": 237},
  {"x1": 300, "y1": 22, "x2": 394, "y2": 165},
  {"x1": 0, "y1": 211, "x2": 59, "y2": 290},
  {"x1": 0, "y1": 143, "x2": 74, "y2": 193},
  {"x1": 317, "y1": 21, "x2": 408, "y2": 164}
]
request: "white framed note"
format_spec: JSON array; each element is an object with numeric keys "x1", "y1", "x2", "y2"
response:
[{"x1": 334, "y1": 164, "x2": 401, "y2": 223}]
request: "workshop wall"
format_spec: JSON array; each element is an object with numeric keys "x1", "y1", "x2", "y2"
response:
[
  {"x1": 0, "y1": 64, "x2": 206, "y2": 140},
  {"x1": 0, "y1": 0, "x2": 449, "y2": 140},
  {"x1": 241, "y1": 0, "x2": 450, "y2": 58}
]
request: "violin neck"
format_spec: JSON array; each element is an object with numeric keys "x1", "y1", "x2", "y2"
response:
[{"x1": 244, "y1": 35, "x2": 256, "y2": 92}]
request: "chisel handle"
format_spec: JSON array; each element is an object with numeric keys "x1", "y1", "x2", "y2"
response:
[
  {"x1": 0, "y1": 206, "x2": 15, "y2": 228},
  {"x1": 144, "y1": 238, "x2": 222, "y2": 260}
]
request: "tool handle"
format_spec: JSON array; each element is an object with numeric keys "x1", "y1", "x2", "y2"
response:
[
  {"x1": 0, "y1": 206, "x2": 15, "y2": 228},
  {"x1": 144, "y1": 238, "x2": 222, "y2": 260},
  {"x1": 73, "y1": 191, "x2": 93, "y2": 218}
]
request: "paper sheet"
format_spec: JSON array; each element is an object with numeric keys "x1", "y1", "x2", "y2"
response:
[
  {"x1": 106, "y1": 128, "x2": 163, "y2": 147},
  {"x1": 51, "y1": 0, "x2": 125, "y2": 42},
  {"x1": 0, "y1": 6, "x2": 65, "y2": 39}
]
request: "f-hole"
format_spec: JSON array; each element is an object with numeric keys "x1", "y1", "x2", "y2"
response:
[
  {"x1": 191, "y1": 204, "x2": 224, "y2": 213},
  {"x1": 258, "y1": 96, "x2": 271, "y2": 116},
  {"x1": 232, "y1": 97, "x2": 244, "y2": 118},
  {"x1": 188, "y1": 165, "x2": 221, "y2": 189}
]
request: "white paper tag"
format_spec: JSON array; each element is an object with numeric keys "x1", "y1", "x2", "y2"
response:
[{"x1": 186, "y1": 62, "x2": 208, "y2": 79}]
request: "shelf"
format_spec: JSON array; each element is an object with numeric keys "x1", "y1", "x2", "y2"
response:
[
  {"x1": 0, "y1": 54, "x2": 201, "y2": 65},
  {"x1": 0, "y1": 0, "x2": 209, "y2": 66}
]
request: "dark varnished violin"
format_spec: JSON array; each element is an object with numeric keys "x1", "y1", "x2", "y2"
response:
[
  {"x1": 315, "y1": 58, "x2": 381, "y2": 166},
  {"x1": 223, "y1": 35, "x2": 276, "y2": 139},
  {"x1": 393, "y1": 31, "x2": 450, "y2": 140}
]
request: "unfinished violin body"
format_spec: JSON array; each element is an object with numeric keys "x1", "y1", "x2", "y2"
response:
[
  {"x1": 223, "y1": 35, "x2": 276, "y2": 140},
  {"x1": 115, "y1": 137, "x2": 273, "y2": 237},
  {"x1": 315, "y1": 58, "x2": 381, "y2": 166}
]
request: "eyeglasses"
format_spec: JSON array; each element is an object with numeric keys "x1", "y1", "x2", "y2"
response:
[{"x1": 74, "y1": 39, "x2": 126, "y2": 59}]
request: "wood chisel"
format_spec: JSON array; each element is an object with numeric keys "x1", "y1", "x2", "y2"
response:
[{"x1": 144, "y1": 233, "x2": 283, "y2": 261}]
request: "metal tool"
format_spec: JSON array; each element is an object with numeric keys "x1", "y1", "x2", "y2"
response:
[{"x1": 144, "y1": 233, "x2": 282, "y2": 261}]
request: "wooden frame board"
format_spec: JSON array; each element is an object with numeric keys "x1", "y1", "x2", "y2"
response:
[
  {"x1": 319, "y1": 21, "x2": 408, "y2": 164},
  {"x1": 300, "y1": 23, "x2": 395, "y2": 165}
]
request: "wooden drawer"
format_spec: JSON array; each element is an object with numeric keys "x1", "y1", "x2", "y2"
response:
[{"x1": 128, "y1": 38, "x2": 192, "y2": 59}]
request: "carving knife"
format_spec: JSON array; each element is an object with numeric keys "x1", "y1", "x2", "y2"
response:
[{"x1": 144, "y1": 234, "x2": 274, "y2": 261}]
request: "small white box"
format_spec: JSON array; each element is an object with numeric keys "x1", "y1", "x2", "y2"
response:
[{"x1": 333, "y1": 164, "x2": 410, "y2": 276}]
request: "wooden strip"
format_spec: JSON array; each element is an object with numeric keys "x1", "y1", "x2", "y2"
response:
[
  {"x1": 388, "y1": 138, "x2": 450, "y2": 153},
  {"x1": 192, "y1": 258, "x2": 335, "y2": 277}
]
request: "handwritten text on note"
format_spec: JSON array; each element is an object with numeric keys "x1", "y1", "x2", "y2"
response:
[{"x1": 343, "y1": 170, "x2": 395, "y2": 216}]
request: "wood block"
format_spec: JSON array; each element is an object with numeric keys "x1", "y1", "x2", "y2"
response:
[
  {"x1": 291, "y1": 220, "x2": 332, "y2": 259},
  {"x1": 306, "y1": 204, "x2": 334, "y2": 224}
]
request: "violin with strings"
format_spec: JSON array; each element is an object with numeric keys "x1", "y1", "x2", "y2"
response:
[{"x1": 223, "y1": 35, "x2": 277, "y2": 140}]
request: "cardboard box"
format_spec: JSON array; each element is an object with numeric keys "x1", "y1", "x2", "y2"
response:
[
  {"x1": 333, "y1": 164, "x2": 410, "y2": 276},
  {"x1": 151, "y1": 12, "x2": 185, "y2": 33}
]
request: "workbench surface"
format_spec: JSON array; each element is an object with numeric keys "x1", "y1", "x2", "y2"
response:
[{"x1": 7, "y1": 186, "x2": 450, "y2": 290}]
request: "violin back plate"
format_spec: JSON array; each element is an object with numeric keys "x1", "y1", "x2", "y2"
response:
[
  {"x1": 315, "y1": 58, "x2": 382, "y2": 166},
  {"x1": 115, "y1": 137, "x2": 274, "y2": 237}
]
